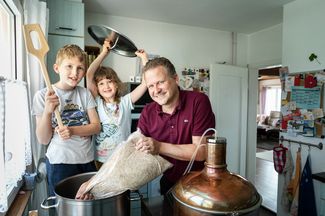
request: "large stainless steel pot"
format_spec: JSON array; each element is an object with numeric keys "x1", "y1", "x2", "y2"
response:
[
  {"x1": 172, "y1": 137, "x2": 262, "y2": 215},
  {"x1": 41, "y1": 172, "x2": 130, "y2": 216}
]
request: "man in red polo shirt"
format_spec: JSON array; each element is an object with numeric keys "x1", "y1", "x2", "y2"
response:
[{"x1": 135, "y1": 57, "x2": 215, "y2": 195}]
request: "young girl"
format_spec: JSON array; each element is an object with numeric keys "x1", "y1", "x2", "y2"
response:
[{"x1": 87, "y1": 40, "x2": 148, "y2": 169}]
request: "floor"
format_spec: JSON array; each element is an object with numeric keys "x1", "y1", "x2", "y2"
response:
[
  {"x1": 255, "y1": 147, "x2": 278, "y2": 215},
  {"x1": 259, "y1": 206, "x2": 277, "y2": 216}
]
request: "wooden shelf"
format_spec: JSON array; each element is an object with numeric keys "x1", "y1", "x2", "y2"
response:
[
  {"x1": 85, "y1": 45, "x2": 100, "y2": 55},
  {"x1": 6, "y1": 191, "x2": 32, "y2": 216},
  {"x1": 85, "y1": 45, "x2": 100, "y2": 68}
]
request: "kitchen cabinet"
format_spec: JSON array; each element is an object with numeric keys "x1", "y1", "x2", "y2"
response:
[
  {"x1": 312, "y1": 172, "x2": 325, "y2": 216},
  {"x1": 47, "y1": 34, "x2": 85, "y2": 84},
  {"x1": 85, "y1": 45, "x2": 100, "y2": 69},
  {"x1": 320, "y1": 184, "x2": 325, "y2": 216},
  {"x1": 46, "y1": 0, "x2": 85, "y2": 85},
  {"x1": 47, "y1": 0, "x2": 84, "y2": 37}
]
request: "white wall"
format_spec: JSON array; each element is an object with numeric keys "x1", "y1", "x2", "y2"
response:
[
  {"x1": 278, "y1": 0, "x2": 325, "y2": 215},
  {"x1": 85, "y1": 13, "x2": 249, "y2": 82},
  {"x1": 283, "y1": 0, "x2": 325, "y2": 181},
  {"x1": 283, "y1": 0, "x2": 325, "y2": 73},
  {"x1": 245, "y1": 23, "x2": 283, "y2": 184},
  {"x1": 248, "y1": 24, "x2": 282, "y2": 69}
]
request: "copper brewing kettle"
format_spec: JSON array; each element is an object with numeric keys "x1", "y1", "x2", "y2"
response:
[{"x1": 171, "y1": 137, "x2": 262, "y2": 215}]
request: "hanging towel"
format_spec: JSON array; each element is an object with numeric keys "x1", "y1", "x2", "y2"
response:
[
  {"x1": 298, "y1": 155, "x2": 317, "y2": 216},
  {"x1": 273, "y1": 144, "x2": 288, "y2": 173},
  {"x1": 281, "y1": 146, "x2": 294, "y2": 212},
  {"x1": 288, "y1": 148, "x2": 301, "y2": 216}
]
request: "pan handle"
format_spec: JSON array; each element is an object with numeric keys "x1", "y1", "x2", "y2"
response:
[
  {"x1": 129, "y1": 190, "x2": 143, "y2": 201},
  {"x1": 110, "y1": 35, "x2": 120, "y2": 50},
  {"x1": 41, "y1": 196, "x2": 59, "y2": 209}
]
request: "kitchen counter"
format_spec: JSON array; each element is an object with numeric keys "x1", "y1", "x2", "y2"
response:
[{"x1": 312, "y1": 172, "x2": 325, "y2": 183}]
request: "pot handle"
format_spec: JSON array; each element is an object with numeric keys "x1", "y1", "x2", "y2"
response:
[
  {"x1": 41, "y1": 196, "x2": 59, "y2": 209},
  {"x1": 129, "y1": 190, "x2": 143, "y2": 201}
]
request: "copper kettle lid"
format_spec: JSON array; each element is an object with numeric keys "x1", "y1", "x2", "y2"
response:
[{"x1": 172, "y1": 136, "x2": 262, "y2": 214}]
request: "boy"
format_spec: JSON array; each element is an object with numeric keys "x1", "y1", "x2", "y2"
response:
[{"x1": 32, "y1": 44, "x2": 100, "y2": 196}]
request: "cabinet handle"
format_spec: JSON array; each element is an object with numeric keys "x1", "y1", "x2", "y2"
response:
[{"x1": 56, "y1": 26, "x2": 76, "y2": 31}]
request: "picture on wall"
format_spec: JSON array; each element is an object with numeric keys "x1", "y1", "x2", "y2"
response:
[{"x1": 280, "y1": 67, "x2": 325, "y2": 137}]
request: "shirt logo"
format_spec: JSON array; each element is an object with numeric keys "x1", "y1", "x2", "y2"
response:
[{"x1": 184, "y1": 119, "x2": 189, "y2": 123}]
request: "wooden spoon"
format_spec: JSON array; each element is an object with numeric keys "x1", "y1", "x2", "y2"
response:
[{"x1": 23, "y1": 24, "x2": 63, "y2": 127}]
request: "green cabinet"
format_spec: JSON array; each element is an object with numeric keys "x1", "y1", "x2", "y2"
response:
[
  {"x1": 47, "y1": 0, "x2": 84, "y2": 37},
  {"x1": 47, "y1": 34, "x2": 84, "y2": 84},
  {"x1": 46, "y1": 0, "x2": 85, "y2": 84}
]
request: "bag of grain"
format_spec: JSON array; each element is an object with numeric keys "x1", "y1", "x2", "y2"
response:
[{"x1": 84, "y1": 130, "x2": 173, "y2": 199}]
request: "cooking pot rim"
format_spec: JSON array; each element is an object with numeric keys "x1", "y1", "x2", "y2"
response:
[
  {"x1": 54, "y1": 172, "x2": 128, "y2": 202},
  {"x1": 54, "y1": 190, "x2": 128, "y2": 202}
]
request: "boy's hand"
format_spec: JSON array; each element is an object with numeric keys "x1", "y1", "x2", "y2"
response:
[
  {"x1": 55, "y1": 125, "x2": 71, "y2": 140},
  {"x1": 44, "y1": 90, "x2": 59, "y2": 115}
]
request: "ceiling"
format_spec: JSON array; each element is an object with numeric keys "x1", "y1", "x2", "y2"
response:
[{"x1": 84, "y1": 0, "x2": 295, "y2": 34}]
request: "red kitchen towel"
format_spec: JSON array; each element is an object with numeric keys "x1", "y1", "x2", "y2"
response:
[{"x1": 273, "y1": 144, "x2": 288, "y2": 174}]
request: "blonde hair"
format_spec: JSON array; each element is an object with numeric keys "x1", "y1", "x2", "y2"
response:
[
  {"x1": 55, "y1": 44, "x2": 86, "y2": 65},
  {"x1": 94, "y1": 66, "x2": 125, "y2": 103}
]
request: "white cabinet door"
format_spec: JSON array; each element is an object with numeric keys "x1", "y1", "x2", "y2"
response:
[
  {"x1": 48, "y1": 0, "x2": 84, "y2": 37},
  {"x1": 47, "y1": 34, "x2": 85, "y2": 84},
  {"x1": 209, "y1": 64, "x2": 248, "y2": 176}
]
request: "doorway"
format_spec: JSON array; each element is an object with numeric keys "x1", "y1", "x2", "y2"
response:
[{"x1": 255, "y1": 66, "x2": 281, "y2": 213}]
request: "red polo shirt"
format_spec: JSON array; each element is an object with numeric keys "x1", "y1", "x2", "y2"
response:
[{"x1": 137, "y1": 90, "x2": 215, "y2": 183}]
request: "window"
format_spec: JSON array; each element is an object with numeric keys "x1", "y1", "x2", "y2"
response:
[
  {"x1": 0, "y1": 0, "x2": 15, "y2": 80},
  {"x1": 0, "y1": 0, "x2": 30, "y2": 214},
  {"x1": 264, "y1": 86, "x2": 281, "y2": 115},
  {"x1": 258, "y1": 78, "x2": 281, "y2": 116}
]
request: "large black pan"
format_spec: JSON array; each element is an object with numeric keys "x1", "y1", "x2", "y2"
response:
[{"x1": 88, "y1": 25, "x2": 138, "y2": 57}]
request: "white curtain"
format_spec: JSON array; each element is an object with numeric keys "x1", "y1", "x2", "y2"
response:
[
  {"x1": 259, "y1": 86, "x2": 266, "y2": 115},
  {"x1": 0, "y1": 80, "x2": 6, "y2": 212},
  {"x1": 23, "y1": 0, "x2": 49, "y2": 213},
  {"x1": 0, "y1": 79, "x2": 32, "y2": 212}
]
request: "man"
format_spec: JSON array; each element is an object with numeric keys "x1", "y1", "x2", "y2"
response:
[{"x1": 135, "y1": 57, "x2": 215, "y2": 195}]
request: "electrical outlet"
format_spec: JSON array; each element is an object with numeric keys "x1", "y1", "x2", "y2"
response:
[{"x1": 135, "y1": 76, "x2": 141, "y2": 83}]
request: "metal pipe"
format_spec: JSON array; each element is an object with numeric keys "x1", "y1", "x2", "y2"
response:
[{"x1": 279, "y1": 136, "x2": 323, "y2": 150}]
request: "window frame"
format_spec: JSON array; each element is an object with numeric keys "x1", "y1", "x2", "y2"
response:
[
  {"x1": 0, "y1": 0, "x2": 26, "y2": 215},
  {"x1": 264, "y1": 85, "x2": 281, "y2": 115}
]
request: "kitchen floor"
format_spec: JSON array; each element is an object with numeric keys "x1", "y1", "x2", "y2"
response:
[
  {"x1": 256, "y1": 148, "x2": 277, "y2": 215},
  {"x1": 259, "y1": 206, "x2": 277, "y2": 216}
]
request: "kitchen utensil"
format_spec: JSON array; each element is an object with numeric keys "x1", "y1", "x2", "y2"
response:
[
  {"x1": 41, "y1": 172, "x2": 130, "y2": 216},
  {"x1": 172, "y1": 136, "x2": 262, "y2": 215},
  {"x1": 23, "y1": 24, "x2": 63, "y2": 127},
  {"x1": 88, "y1": 25, "x2": 138, "y2": 57}
]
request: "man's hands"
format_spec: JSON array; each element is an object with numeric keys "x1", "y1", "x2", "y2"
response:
[
  {"x1": 135, "y1": 137, "x2": 161, "y2": 155},
  {"x1": 75, "y1": 180, "x2": 94, "y2": 200}
]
